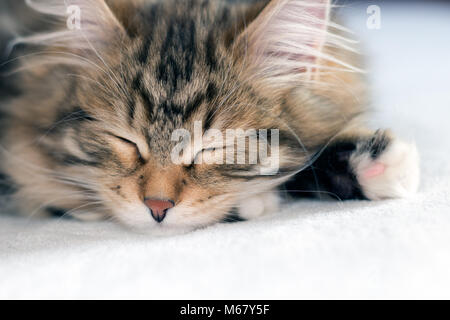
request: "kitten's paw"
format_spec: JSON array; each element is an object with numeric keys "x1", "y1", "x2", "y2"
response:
[
  {"x1": 238, "y1": 191, "x2": 280, "y2": 220},
  {"x1": 350, "y1": 131, "x2": 420, "y2": 200}
]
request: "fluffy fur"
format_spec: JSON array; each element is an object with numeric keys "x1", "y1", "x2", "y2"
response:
[{"x1": 0, "y1": 0, "x2": 419, "y2": 233}]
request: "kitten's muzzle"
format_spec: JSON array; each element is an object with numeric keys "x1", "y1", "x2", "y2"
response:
[{"x1": 144, "y1": 198, "x2": 175, "y2": 223}]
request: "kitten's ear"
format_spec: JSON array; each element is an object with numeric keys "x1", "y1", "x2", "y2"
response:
[
  {"x1": 14, "y1": 0, "x2": 127, "y2": 60},
  {"x1": 234, "y1": 0, "x2": 356, "y2": 88}
]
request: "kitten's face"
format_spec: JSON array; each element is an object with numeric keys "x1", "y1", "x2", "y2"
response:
[
  {"x1": 67, "y1": 51, "x2": 298, "y2": 232},
  {"x1": 10, "y1": 0, "x2": 346, "y2": 232}
]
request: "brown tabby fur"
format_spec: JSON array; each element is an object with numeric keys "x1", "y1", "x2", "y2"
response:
[{"x1": 0, "y1": 0, "x2": 393, "y2": 232}]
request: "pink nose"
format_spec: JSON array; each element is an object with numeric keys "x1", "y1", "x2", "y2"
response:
[{"x1": 144, "y1": 199, "x2": 174, "y2": 223}]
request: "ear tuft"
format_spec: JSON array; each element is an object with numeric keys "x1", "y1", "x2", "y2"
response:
[{"x1": 235, "y1": 0, "x2": 362, "y2": 88}]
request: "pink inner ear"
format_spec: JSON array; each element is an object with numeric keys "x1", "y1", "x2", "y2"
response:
[
  {"x1": 308, "y1": 0, "x2": 329, "y2": 19},
  {"x1": 291, "y1": 0, "x2": 329, "y2": 74},
  {"x1": 302, "y1": 0, "x2": 330, "y2": 57},
  {"x1": 243, "y1": 0, "x2": 331, "y2": 78}
]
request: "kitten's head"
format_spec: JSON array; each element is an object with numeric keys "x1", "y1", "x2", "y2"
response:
[{"x1": 13, "y1": 0, "x2": 358, "y2": 232}]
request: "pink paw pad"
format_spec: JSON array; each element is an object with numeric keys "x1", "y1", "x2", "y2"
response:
[{"x1": 362, "y1": 163, "x2": 386, "y2": 179}]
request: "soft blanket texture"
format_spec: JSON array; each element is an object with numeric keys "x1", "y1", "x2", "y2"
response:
[{"x1": 1, "y1": 2, "x2": 450, "y2": 299}]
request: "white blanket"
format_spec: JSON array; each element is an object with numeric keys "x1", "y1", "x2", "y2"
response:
[{"x1": 1, "y1": 2, "x2": 450, "y2": 299}]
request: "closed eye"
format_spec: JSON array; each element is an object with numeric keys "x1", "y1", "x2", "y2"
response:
[
  {"x1": 112, "y1": 135, "x2": 144, "y2": 162},
  {"x1": 190, "y1": 147, "x2": 223, "y2": 167}
]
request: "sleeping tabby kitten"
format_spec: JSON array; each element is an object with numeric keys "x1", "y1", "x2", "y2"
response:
[{"x1": 0, "y1": 0, "x2": 419, "y2": 232}]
